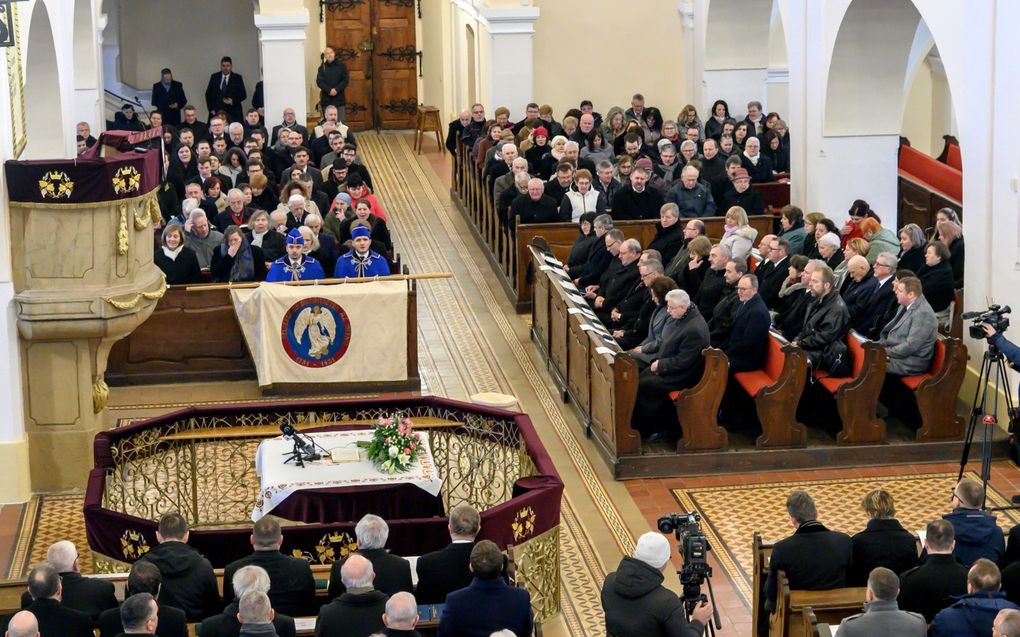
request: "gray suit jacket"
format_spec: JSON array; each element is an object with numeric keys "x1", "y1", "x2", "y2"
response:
[
  {"x1": 835, "y1": 600, "x2": 925, "y2": 637},
  {"x1": 878, "y1": 295, "x2": 938, "y2": 375}
]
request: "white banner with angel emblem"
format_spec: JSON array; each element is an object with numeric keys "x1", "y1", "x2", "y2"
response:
[{"x1": 231, "y1": 281, "x2": 408, "y2": 387}]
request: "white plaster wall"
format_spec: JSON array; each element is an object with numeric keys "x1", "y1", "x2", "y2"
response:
[
  {"x1": 703, "y1": 69, "x2": 769, "y2": 120},
  {"x1": 115, "y1": 0, "x2": 260, "y2": 119}
]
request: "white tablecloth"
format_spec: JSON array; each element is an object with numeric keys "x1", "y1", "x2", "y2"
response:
[{"x1": 252, "y1": 430, "x2": 442, "y2": 521}]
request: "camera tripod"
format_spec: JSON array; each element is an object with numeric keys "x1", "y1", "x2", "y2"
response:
[
  {"x1": 678, "y1": 554, "x2": 722, "y2": 635},
  {"x1": 958, "y1": 342, "x2": 1019, "y2": 509}
]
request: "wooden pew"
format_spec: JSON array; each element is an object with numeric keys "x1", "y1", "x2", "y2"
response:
[
  {"x1": 588, "y1": 339, "x2": 641, "y2": 460},
  {"x1": 514, "y1": 215, "x2": 775, "y2": 312},
  {"x1": 670, "y1": 348, "x2": 730, "y2": 451},
  {"x1": 733, "y1": 331, "x2": 809, "y2": 449},
  {"x1": 803, "y1": 608, "x2": 834, "y2": 637},
  {"x1": 901, "y1": 335, "x2": 967, "y2": 441},
  {"x1": 754, "y1": 181, "x2": 791, "y2": 215},
  {"x1": 529, "y1": 243, "x2": 553, "y2": 358},
  {"x1": 897, "y1": 139, "x2": 962, "y2": 232},
  {"x1": 567, "y1": 313, "x2": 594, "y2": 421},
  {"x1": 812, "y1": 332, "x2": 887, "y2": 445},
  {"x1": 752, "y1": 532, "x2": 773, "y2": 637},
  {"x1": 770, "y1": 571, "x2": 865, "y2": 637}
]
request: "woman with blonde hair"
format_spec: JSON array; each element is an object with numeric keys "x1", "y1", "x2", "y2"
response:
[
  {"x1": 802, "y1": 211, "x2": 827, "y2": 258},
  {"x1": 601, "y1": 106, "x2": 627, "y2": 144},
  {"x1": 677, "y1": 104, "x2": 704, "y2": 141},
  {"x1": 677, "y1": 235, "x2": 712, "y2": 295},
  {"x1": 848, "y1": 489, "x2": 916, "y2": 586},
  {"x1": 720, "y1": 206, "x2": 758, "y2": 262}
]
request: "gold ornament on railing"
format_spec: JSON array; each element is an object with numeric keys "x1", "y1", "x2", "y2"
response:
[
  {"x1": 92, "y1": 376, "x2": 110, "y2": 413},
  {"x1": 103, "y1": 273, "x2": 167, "y2": 310}
]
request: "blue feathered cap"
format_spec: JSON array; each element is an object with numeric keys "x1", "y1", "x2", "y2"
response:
[
  {"x1": 286, "y1": 228, "x2": 305, "y2": 245},
  {"x1": 351, "y1": 225, "x2": 372, "y2": 239}
]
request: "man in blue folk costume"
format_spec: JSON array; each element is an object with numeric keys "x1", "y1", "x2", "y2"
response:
[
  {"x1": 266, "y1": 228, "x2": 326, "y2": 282},
  {"x1": 334, "y1": 224, "x2": 391, "y2": 278}
]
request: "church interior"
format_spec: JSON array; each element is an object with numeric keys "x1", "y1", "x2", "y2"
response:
[{"x1": 0, "y1": 0, "x2": 1020, "y2": 636}]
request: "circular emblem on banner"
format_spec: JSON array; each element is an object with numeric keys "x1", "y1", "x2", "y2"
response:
[
  {"x1": 281, "y1": 297, "x2": 352, "y2": 367},
  {"x1": 38, "y1": 170, "x2": 74, "y2": 199},
  {"x1": 112, "y1": 165, "x2": 141, "y2": 194}
]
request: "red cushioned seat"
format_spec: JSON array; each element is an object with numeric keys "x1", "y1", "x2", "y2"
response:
[
  {"x1": 901, "y1": 338, "x2": 946, "y2": 390},
  {"x1": 814, "y1": 335, "x2": 866, "y2": 394},
  {"x1": 669, "y1": 390, "x2": 680, "y2": 401},
  {"x1": 735, "y1": 336, "x2": 786, "y2": 396},
  {"x1": 735, "y1": 370, "x2": 771, "y2": 397}
]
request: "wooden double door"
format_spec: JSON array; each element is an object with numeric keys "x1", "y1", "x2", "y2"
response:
[{"x1": 325, "y1": 0, "x2": 418, "y2": 131}]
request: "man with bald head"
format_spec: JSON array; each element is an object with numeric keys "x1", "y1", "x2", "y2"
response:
[
  {"x1": 5, "y1": 611, "x2": 38, "y2": 637},
  {"x1": 995, "y1": 609, "x2": 1020, "y2": 637},
  {"x1": 493, "y1": 157, "x2": 528, "y2": 213},
  {"x1": 316, "y1": 554, "x2": 387, "y2": 637},
  {"x1": 19, "y1": 541, "x2": 116, "y2": 622},
  {"x1": 384, "y1": 592, "x2": 421, "y2": 637},
  {"x1": 571, "y1": 113, "x2": 596, "y2": 144},
  {"x1": 840, "y1": 254, "x2": 878, "y2": 322},
  {"x1": 196, "y1": 565, "x2": 297, "y2": 637},
  {"x1": 3, "y1": 564, "x2": 93, "y2": 637},
  {"x1": 222, "y1": 516, "x2": 315, "y2": 617},
  {"x1": 509, "y1": 178, "x2": 558, "y2": 228}
]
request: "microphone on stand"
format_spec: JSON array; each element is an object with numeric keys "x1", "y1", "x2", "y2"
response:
[{"x1": 279, "y1": 422, "x2": 320, "y2": 461}]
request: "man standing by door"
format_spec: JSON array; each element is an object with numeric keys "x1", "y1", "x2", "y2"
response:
[
  {"x1": 317, "y1": 46, "x2": 350, "y2": 122},
  {"x1": 205, "y1": 56, "x2": 247, "y2": 123}
]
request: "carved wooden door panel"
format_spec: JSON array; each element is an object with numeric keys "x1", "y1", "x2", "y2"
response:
[
  {"x1": 325, "y1": 0, "x2": 418, "y2": 130},
  {"x1": 324, "y1": 0, "x2": 374, "y2": 130},
  {"x1": 372, "y1": 0, "x2": 418, "y2": 129}
]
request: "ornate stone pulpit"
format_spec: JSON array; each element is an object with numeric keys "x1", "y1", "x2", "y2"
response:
[{"x1": 4, "y1": 130, "x2": 166, "y2": 491}]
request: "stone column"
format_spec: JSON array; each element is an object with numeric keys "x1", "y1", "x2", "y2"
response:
[
  {"x1": 678, "y1": 1, "x2": 704, "y2": 111},
  {"x1": 479, "y1": 7, "x2": 540, "y2": 120},
  {"x1": 254, "y1": 11, "x2": 310, "y2": 131}
]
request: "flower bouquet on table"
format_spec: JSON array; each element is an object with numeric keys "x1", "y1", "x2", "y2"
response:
[{"x1": 356, "y1": 414, "x2": 422, "y2": 474}]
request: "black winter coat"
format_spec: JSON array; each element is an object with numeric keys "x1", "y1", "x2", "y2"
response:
[
  {"x1": 765, "y1": 522, "x2": 852, "y2": 610},
  {"x1": 919, "y1": 260, "x2": 955, "y2": 312},
  {"x1": 135, "y1": 541, "x2": 221, "y2": 621},
  {"x1": 849, "y1": 518, "x2": 918, "y2": 586},
  {"x1": 647, "y1": 223, "x2": 686, "y2": 267},
  {"x1": 795, "y1": 291, "x2": 850, "y2": 361},
  {"x1": 155, "y1": 247, "x2": 203, "y2": 286},
  {"x1": 316, "y1": 59, "x2": 350, "y2": 107},
  {"x1": 601, "y1": 557, "x2": 706, "y2": 637},
  {"x1": 897, "y1": 246, "x2": 926, "y2": 276}
]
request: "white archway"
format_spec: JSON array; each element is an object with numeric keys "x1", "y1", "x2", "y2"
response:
[
  {"x1": 23, "y1": 2, "x2": 66, "y2": 159},
  {"x1": 816, "y1": 0, "x2": 961, "y2": 231},
  {"x1": 702, "y1": 0, "x2": 787, "y2": 119}
]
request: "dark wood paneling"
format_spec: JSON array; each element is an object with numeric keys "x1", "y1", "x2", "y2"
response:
[
  {"x1": 325, "y1": 0, "x2": 374, "y2": 130},
  {"x1": 107, "y1": 287, "x2": 255, "y2": 385},
  {"x1": 373, "y1": 0, "x2": 418, "y2": 129},
  {"x1": 325, "y1": 0, "x2": 418, "y2": 131}
]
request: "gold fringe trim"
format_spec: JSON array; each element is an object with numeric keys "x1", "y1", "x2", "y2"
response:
[{"x1": 102, "y1": 274, "x2": 167, "y2": 310}]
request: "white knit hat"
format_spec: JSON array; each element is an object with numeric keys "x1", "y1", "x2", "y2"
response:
[{"x1": 634, "y1": 532, "x2": 672, "y2": 569}]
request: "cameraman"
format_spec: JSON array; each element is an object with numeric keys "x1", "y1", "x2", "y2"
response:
[
  {"x1": 984, "y1": 323, "x2": 1020, "y2": 372},
  {"x1": 601, "y1": 532, "x2": 714, "y2": 637}
]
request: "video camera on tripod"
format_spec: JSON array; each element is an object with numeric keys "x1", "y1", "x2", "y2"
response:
[
  {"x1": 658, "y1": 512, "x2": 721, "y2": 634},
  {"x1": 962, "y1": 304, "x2": 1010, "y2": 340}
]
